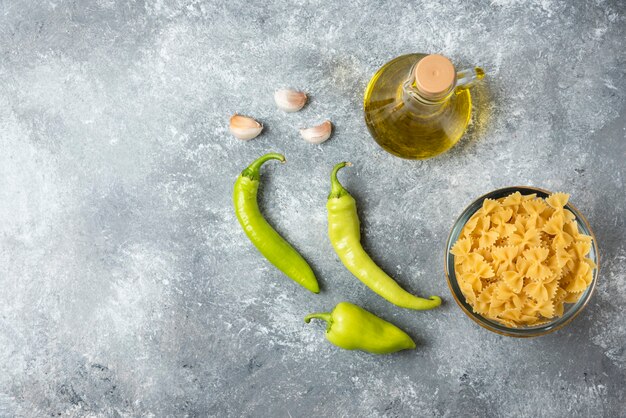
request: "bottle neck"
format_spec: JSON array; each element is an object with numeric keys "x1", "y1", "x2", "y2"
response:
[
  {"x1": 402, "y1": 61, "x2": 455, "y2": 109},
  {"x1": 401, "y1": 60, "x2": 486, "y2": 107}
]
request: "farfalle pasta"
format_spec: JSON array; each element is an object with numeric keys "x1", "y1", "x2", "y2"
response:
[{"x1": 451, "y1": 192, "x2": 595, "y2": 327}]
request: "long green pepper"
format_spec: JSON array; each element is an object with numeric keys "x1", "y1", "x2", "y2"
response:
[
  {"x1": 326, "y1": 162, "x2": 441, "y2": 310},
  {"x1": 233, "y1": 153, "x2": 319, "y2": 293}
]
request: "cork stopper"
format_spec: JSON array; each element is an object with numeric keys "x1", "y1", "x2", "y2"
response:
[{"x1": 414, "y1": 54, "x2": 456, "y2": 99}]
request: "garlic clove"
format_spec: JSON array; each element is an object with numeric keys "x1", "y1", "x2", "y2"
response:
[
  {"x1": 229, "y1": 114, "x2": 263, "y2": 140},
  {"x1": 299, "y1": 120, "x2": 332, "y2": 144},
  {"x1": 274, "y1": 88, "x2": 307, "y2": 112}
]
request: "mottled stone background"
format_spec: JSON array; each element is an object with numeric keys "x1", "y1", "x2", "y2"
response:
[{"x1": 0, "y1": 0, "x2": 624, "y2": 417}]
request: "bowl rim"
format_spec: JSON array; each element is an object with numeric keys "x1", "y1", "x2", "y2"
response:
[{"x1": 444, "y1": 186, "x2": 600, "y2": 338}]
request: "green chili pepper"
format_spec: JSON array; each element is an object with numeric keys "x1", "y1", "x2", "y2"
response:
[
  {"x1": 234, "y1": 153, "x2": 319, "y2": 293},
  {"x1": 326, "y1": 162, "x2": 441, "y2": 310},
  {"x1": 305, "y1": 302, "x2": 416, "y2": 354}
]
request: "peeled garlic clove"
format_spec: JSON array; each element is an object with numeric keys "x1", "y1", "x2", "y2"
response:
[
  {"x1": 229, "y1": 114, "x2": 263, "y2": 140},
  {"x1": 300, "y1": 120, "x2": 332, "y2": 144},
  {"x1": 274, "y1": 88, "x2": 307, "y2": 112}
]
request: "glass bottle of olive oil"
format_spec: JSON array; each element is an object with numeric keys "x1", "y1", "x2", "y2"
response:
[{"x1": 364, "y1": 54, "x2": 484, "y2": 159}]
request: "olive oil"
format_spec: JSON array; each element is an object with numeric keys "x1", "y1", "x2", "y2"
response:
[{"x1": 364, "y1": 53, "x2": 484, "y2": 159}]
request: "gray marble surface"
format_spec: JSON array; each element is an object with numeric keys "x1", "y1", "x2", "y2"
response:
[{"x1": 1, "y1": 0, "x2": 625, "y2": 417}]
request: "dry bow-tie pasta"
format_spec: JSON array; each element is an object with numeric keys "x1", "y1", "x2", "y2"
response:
[{"x1": 451, "y1": 192, "x2": 595, "y2": 327}]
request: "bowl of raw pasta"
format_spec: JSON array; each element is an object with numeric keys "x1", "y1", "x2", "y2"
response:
[{"x1": 444, "y1": 186, "x2": 599, "y2": 337}]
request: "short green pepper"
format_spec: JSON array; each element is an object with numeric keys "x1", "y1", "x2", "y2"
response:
[{"x1": 305, "y1": 302, "x2": 416, "y2": 354}]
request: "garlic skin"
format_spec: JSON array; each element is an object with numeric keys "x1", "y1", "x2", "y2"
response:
[
  {"x1": 229, "y1": 114, "x2": 263, "y2": 140},
  {"x1": 299, "y1": 120, "x2": 332, "y2": 144},
  {"x1": 274, "y1": 88, "x2": 307, "y2": 112}
]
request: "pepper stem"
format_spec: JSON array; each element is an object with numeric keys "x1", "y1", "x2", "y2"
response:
[
  {"x1": 241, "y1": 153, "x2": 285, "y2": 181},
  {"x1": 304, "y1": 312, "x2": 333, "y2": 332},
  {"x1": 328, "y1": 162, "x2": 352, "y2": 199}
]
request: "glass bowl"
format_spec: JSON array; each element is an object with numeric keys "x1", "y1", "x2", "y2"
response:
[{"x1": 444, "y1": 186, "x2": 599, "y2": 337}]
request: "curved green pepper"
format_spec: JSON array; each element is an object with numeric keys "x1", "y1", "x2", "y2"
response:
[
  {"x1": 305, "y1": 302, "x2": 415, "y2": 354},
  {"x1": 326, "y1": 162, "x2": 441, "y2": 310},
  {"x1": 233, "y1": 153, "x2": 319, "y2": 293}
]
